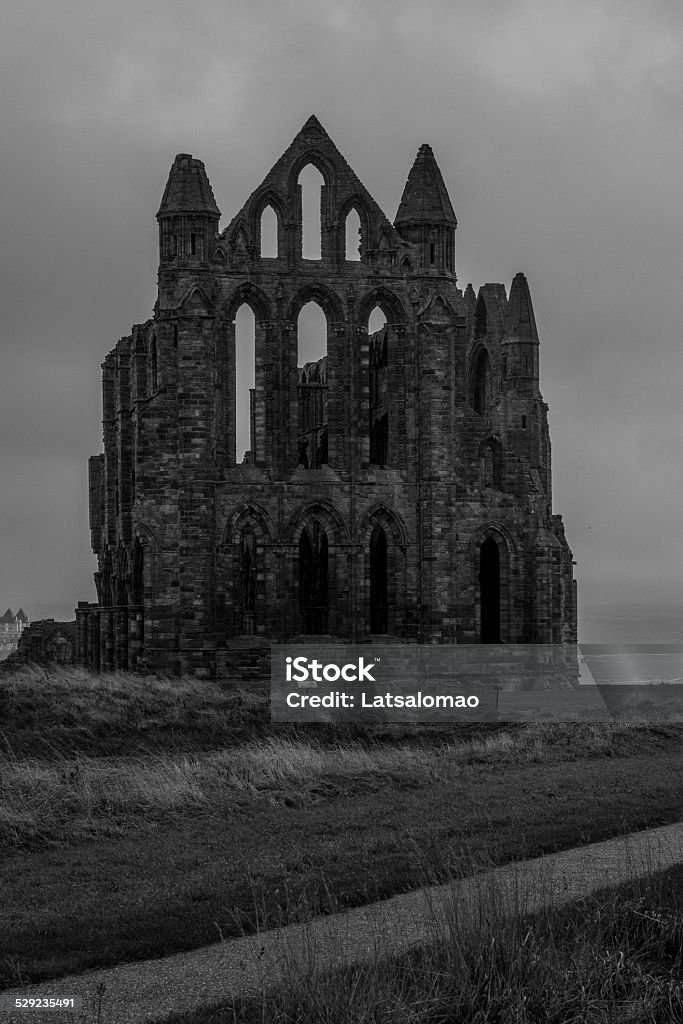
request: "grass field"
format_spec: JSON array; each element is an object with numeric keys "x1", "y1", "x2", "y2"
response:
[
  {"x1": 1, "y1": 664, "x2": 682, "y2": 997},
  {"x1": 163, "y1": 863, "x2": 683, "y2": 1023}
]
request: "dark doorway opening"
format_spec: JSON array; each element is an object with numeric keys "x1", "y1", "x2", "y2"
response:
[
  {"x1": 370, "y1": 525, "x2": 388, "y2": 633},
  {"x1": 479, "y1": 536, "x2": 501, "y2": 642},
  {"x1": 299, "y1": 524, "x2": 329, "y2": 633}
]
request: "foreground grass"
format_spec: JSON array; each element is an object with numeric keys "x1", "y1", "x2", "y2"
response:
[
  {"x1": 1, "y1": 724, "x2": 666, "y2": 849},
  {"x1": 2, "y1": 725, "x2": 682, "y2": 989},
  {"x1": 161, "y1": 864, "x2": 683, "y2": 1024},
  {"x1": 0, "y1": 665, "x2": 271, "y2": 758},
  {"x1": 1, "y1": 663, "x2": 516, "y2": 760},
  {"x1": 7, "y1": 662, "x2": 677, "y2": 761},
  {"x1": 1, "y1": 665, "x2": 683, "y2": 992}
]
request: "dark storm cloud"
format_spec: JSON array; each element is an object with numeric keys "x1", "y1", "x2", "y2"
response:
[{"x1": 1, "y1": 0, "x2": 682, "y2": 639}]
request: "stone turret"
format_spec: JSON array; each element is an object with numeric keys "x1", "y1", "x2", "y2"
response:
[
  {"x1": 156, "y1": 153, "x2": 221, "y2": 264},
  {"x1": 394, "y1": 144, "x2": 457, "y2": 274},
  {"x1": 505, "y1": 272, "x2": 540, "y2": 381}
]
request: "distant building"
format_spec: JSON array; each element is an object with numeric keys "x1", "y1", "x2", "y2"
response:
[
  {"x1": 0, "y1": 608, "x2": 29, "y2": 656},
  {"x1": 78, "y1": 116, "x2": 577, "y2": 677}
]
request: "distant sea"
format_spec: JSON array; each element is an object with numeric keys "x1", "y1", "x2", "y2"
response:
[{"x1": 580, "y1": 603, "x2": 683, "y2": 644}]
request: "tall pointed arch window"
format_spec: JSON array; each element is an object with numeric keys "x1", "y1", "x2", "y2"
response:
[
  {"x1": 299, "y1": 523, "x2": 328, "y2": 633},
  {"x1": 298, "y1": 164, "x2": 324, "y2": 260},
  {"x1": 260, "y1": 205, "x2": 278, "y2": 257},
  {"x1": 239, "y1": 530, "x2": 257, "y2": 634},
  {"x1": 298, "y1": 302, "x2": 328, "y2": 468},
  {"x1": 479, "y1": 537, "x2": 501, "y2": 642},
  {"x1": 471, "y1": 349, "x2": 491, "y2": 415},
  {"x1": 370, "y1": 525, "x2": 388, "y2": 633},
  {"x1": 235, "y1": 304, "x2": 256, "y2": 463},
  {"x1": 370, "y1": 415, "x2": 388, "y2": 468},
  {"x1": 475, "y1": 295, "x2": 488, "y2": 338},
  {"x1": 345, "y1": 208, "x2": 361, "y2": 261},
  {"x1": 368, "y1": 307, "x2": 389, "y2": 467},
  {"x1": 480, "y1": 437, "x2": 503, "y2": 489},
  {"x1": 132, "y1": 539, "x2": 144, "y2": 606}
]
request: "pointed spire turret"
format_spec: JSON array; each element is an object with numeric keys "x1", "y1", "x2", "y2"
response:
[
  {"x1": 394, "y1": 145, "x2": 456, "y2": 274},
  {"x1": 506, "y1": 273, "x2": 539, "y2": 341},
  {"x1": 505, "y1": 273, "x2": 540, "y2": 383},
  {"x1": 395, "y1": 145, "x2": 457, "y2": 229},
  {"x1": 157, "y1": 154, "x2": 220, "y2": 264},
  {"x1": 157, "y1": 154, "x2": 220, "y2": 219}
]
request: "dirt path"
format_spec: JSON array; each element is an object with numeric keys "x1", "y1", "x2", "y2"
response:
[{"x1": 1, "y1": 821, "x2": 682, "y2": 1024}]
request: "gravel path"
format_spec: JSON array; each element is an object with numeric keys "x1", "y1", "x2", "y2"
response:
[{"x1": 1, "y1": 821, "x2": 682, "y2": 1023}]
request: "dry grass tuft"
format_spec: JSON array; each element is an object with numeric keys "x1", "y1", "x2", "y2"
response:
[
  {"x1": 0, "y1": 723, "x2": 659, "y2": 849},
  {"x1": 169, "y1": 863, "x2": 683, "y2": 1024}
]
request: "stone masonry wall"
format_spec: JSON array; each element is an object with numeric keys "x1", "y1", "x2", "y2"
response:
[{"x1": 78, "y1": 117, "x2": 576, "y2": 676}]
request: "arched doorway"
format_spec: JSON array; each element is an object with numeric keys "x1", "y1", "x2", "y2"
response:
[
  {"x1": 299, "y1": 524, "x2": 329, "y2": 633},
  {"x1": 370, "y1": 525, "x2": 388, "y2": 633},
  {"x1": 479, "y1": 536, "x2": 500, "y2": 642}
]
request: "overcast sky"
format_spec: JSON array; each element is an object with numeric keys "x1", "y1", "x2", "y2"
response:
[{"x1": 1, "y1": 0, "x2": 681, "y2": 641}]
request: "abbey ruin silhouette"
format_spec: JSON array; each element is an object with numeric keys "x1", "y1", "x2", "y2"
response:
[{"x1": 77, "y1": 116, "x2": 576, "y2": 676}]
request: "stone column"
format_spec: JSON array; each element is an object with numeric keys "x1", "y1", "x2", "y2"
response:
[
  {"x1": 116, "y1": 607, "x2": 129, "y2": 670},
  {"x1": 100, "y1": 610, "x2": 114, "y2": 671},
  {"x1": 91, "y1": 611, "x2": 101, "y2": 673},
  {"x1": 127, "y1": 607, "x2": 144, "y2": 670},
  {"x1": 75, "y1": 603, "x2": 89, "y2": 666}
]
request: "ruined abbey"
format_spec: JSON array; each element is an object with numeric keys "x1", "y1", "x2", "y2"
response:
[{"x1": 76, "y1": 116, "x2": 577, "y2": 676}]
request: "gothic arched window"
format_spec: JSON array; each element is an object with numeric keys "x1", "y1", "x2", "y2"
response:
[
  {"x1": 370, "y1": 525, "x2": 388, "y2": 634},
  {"x1": 132, "y1": 539, "x2": 144, "y2": 606},
  {"x1": 260, "y1": 205, "x2": 278, "y2": 258},
  {"x1": 480, "y1": 437, "x2": 503, "y2": 489},
  {"x1": 234, "y1": 303, "x2": 255, "y2": 463},
  {"x1": 298, "y1": 164, "x2": 324, "y2": 260},
  {"x1": 368, "y1": 307, "x2": 389, "y2": 467},
  {"x1": 345, "y1": 208, "x2": 361, "y2": 261},
  {"x1": 471, "y1": 349, "x2": 491, "y2": 414},
  {"x1": 370, "y1": 414, "x2": 388, "y2": 468},
  {"x1": 479, "y1": 537, "x2": 501, "y2": 643},
  {"x1": 239, "y1": 531, "x2": 257, "y2": 634},
  {"x1": 297, "y1": 302, "x2": 328, "y2": 468},
  {"x1": 299, "y1": 523, "x2": 329, "y2": 634}
]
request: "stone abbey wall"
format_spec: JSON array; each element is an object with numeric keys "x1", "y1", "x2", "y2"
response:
[
  {"x1": 3, "y1": 620, "x2": 77, "y2": 668},
  {"x1": 77, "y1": 116, "x2": 576, "y2": 677}
]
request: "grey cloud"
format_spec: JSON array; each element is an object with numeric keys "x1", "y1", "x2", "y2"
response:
[{"x1": 1, "y1": 0, "x2": 682, "y2": 640}]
